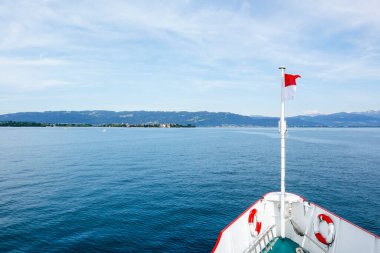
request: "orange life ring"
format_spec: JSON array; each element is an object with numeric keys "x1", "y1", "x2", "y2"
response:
[
  {"x1": 248, "y1": 208, "x2": 262, "y2": 237},
  {"x1": 313, "y1": 214, "x2": 335, "y2": 245}
]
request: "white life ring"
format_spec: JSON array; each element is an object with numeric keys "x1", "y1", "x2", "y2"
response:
[
  {"x1": 248, "y1": 208, "x2": 262, "y2": 237},
  {"x1": 313, "y1": 214, "x2": 335, "y2": 245}
]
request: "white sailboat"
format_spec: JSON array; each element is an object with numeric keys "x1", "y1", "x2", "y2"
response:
[{"x1": 212, "y1": 67, "x2": 380, "y2": 253}]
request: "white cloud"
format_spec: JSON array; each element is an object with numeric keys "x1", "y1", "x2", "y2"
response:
[
  {"x1": 0, "y1": 0, "x2": 379, "y2": 113},
  {"x1": 0, "y1": 58, "x2": 67, "y2": 66},
  {"x1": 0, "y1": 73, "x2": 75, "y2": 91}
]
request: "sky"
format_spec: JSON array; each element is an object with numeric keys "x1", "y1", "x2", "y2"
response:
[{"x1": 0, "y1": 0, "x2": 379, "y2": 116}]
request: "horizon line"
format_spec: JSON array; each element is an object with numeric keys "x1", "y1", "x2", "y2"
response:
[{"x1": 0, "y1": 109, "x2": 379, "y2": 118}]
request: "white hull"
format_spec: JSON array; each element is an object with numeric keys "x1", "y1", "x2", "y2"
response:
[{"x1": 212, "y1": 192, "x2": 379, "y2": 253}]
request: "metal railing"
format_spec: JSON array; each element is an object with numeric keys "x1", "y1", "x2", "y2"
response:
[{"x1": 244, "y1": 225, "x2": 277, "y2": 253}]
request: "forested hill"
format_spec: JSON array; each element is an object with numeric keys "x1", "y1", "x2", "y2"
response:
[{"x1": 1, "y1": 110, "x2": 380, "y2": 127}]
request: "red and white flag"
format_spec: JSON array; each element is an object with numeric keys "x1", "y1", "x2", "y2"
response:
[{"x1": 284, "y1": 74, "x2": 301, "y2": 100}]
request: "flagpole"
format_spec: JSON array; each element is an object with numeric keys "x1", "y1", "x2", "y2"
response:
[{"x1": 279, "y1": 66, "x2": 286, "y2": 239}]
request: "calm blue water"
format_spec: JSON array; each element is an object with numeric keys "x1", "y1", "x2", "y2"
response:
[{"x1": 0, "y1": 127, "x2": 379, "y2": 252}]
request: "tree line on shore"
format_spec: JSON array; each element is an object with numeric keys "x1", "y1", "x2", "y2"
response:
[{"x1": 0, "y1": 121, "x2": 195, "y2": 128}]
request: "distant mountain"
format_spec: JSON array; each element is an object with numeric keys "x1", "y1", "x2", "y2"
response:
[
  {"x1": 0, "y1": 110, "x2": 380, "y2": 127},
  {"x1": 292, "y1": 112, "x2": 380, "y2": 127},
  {"x1": 358, "y1": 110, "x2": 380, "y2": 119}
]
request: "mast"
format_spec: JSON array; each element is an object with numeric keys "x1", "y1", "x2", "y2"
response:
[{"x1": 279, "y1": 66, "x2": 286, "y2": 239}]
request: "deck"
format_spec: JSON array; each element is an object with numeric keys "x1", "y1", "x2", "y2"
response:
[{"x1": 265, "y1": 238, "x2": 304, "y2": 253}]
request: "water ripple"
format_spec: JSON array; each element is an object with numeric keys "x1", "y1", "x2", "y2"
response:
[{"x1": 0, "y1": 127, "x2": 379, "y2": 252}]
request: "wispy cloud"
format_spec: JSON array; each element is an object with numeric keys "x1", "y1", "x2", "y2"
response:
[
  {"x1": 0, "y1": 58, "x2": 67, "y2": 66},
  {"x1": 0, "y1": 0, "x2": 379, "y2": 114}
]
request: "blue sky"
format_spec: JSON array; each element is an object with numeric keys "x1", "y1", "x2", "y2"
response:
[{"x1": 0, "y1": 0, "x2": 379, "y2": 116}]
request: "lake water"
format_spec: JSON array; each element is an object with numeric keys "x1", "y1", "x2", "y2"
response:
[{"x1": 0, "y1": 127, "x2": 379, "y2": 252}]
